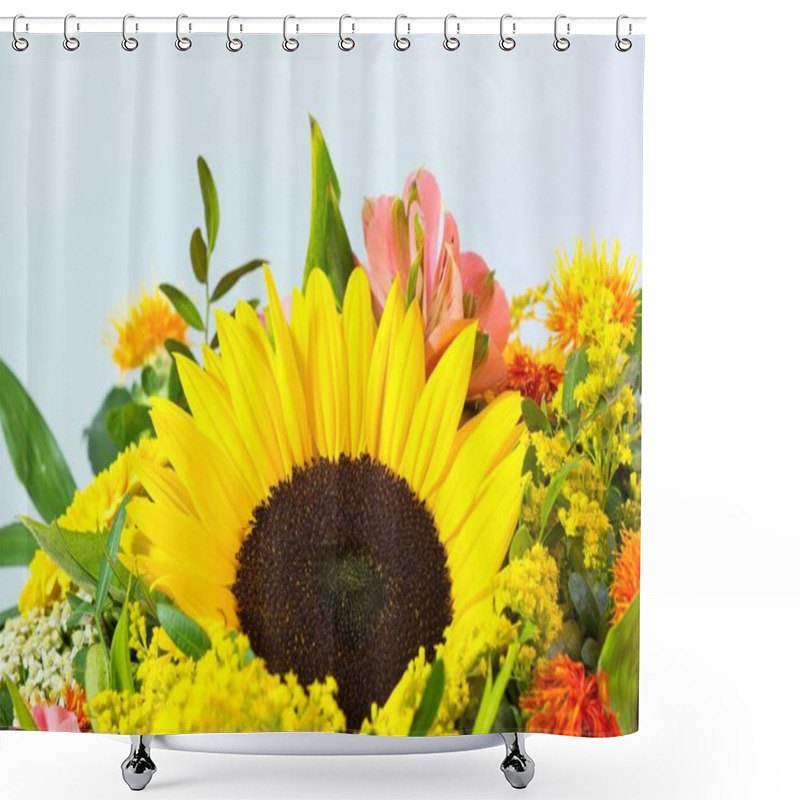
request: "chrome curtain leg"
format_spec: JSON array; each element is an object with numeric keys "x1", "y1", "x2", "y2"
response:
[
  {"x1": 499, "y1": 732, "x2": 535, "y2": 790},
  {"x1": 121, "y1": 735, "x2": 157, "y2": 791}
]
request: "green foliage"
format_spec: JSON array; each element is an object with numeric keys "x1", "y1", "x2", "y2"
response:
[
  {"x1": 197, "y1": 156, "x2": 220, "y2": 255},
  {"x1": 84, "y1": 387, "x2": 132, "y2": 474},
  {"x1": 0, "y1": 359, "x2": 77, "y2": 522},
  {"x1": 0, "y1": 521, "x2": 38, "y2": 567},
  {"x1": 539, "y1": 459, "x2": 581, "y2": 537},
  {"x1": 3, "y1": 679, "x2": 37, "y2": 731},
  {"x1": 211, "y1": 260, "x2": 267, "y2": 302},
  {"x1": 110, "y1": 596, "x2": 134, "y2": 693},
  {"x1": 521, "y1": 397, "x2": 552, "y2": 434},
  {"x1": 105, "y1": 402, "x2": 153, "y2": 449},
  {"x1": 156, "y1": 603, "x2": 211, "y2": 660},
  {"x1": 159, "y1": 283, "x2": 205, "y2": 331},
  {"x1": 304, "y1": 116, "x2": 354, "y2": 305},
  {"x1": 95, "y1": 496, "x2": 128, "y2": 615},
  {"x1": 190, "y1": 228, "x2": 209, "y2": 284},
  {"x1": 509, "y1": 525, "x2": 533, "y2": 561},
  {"x1": 84, "y1": 642, "x2": 110, "y2": 704},
  {"x1": 598, "y1": 594, "x2": 639, "y2": 734},
  {"x1": 409, "y1": 659, "x2": 445, "y2": 736}
]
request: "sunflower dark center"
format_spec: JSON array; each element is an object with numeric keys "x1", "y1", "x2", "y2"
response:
[{"x1": 232, "y1": 454, "x2": 453, "y2": 729}]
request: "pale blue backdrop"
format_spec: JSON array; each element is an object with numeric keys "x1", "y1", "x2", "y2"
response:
[{"x1": 0, "y1": 33, "x2": 644, "y2": 606}]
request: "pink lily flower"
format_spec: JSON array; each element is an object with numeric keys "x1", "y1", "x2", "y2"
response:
[
  {"x1": 31, "y1": 703, "x2": 82, "y2": 733},
  {"x1": 361, "y1": 169, "x2": 510, "y2": 396}
]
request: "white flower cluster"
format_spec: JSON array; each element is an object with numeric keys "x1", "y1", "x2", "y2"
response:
[{"x1": 0, "y1": 599, "x2": 96, "y2": 708}]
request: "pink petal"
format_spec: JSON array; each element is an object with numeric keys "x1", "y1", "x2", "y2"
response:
[
  {"x1": 404, "y1": 170, "x2": 442, "y2": 301},
  {"x1": 32, "y1": 704, "x2": 81, "y2": 733},
  {"x1": 425, "y1": 243, "x2": 463, "y2": 337},
  {"x1": 363, "y1": 195, "x2": 408, "y2": 311},
  {"x1": 460, "y1": 251, "x2": 511, "y2": 350}
]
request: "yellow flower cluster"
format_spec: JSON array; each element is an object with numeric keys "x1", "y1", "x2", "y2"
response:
[
  {"x1": 494, "y1": 544, "x2": 563, "y2": 680},
  {"x1": 90, "y1": 623, "x2": 346, "y2": 735},
  {"x1": 18, "y1": 549, "x2": 73, "y2": 616},
  {"x1": 509, "y1": 281, "x2": 549, "y2": 333}
]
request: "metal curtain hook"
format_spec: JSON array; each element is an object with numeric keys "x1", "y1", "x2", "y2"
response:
[
  {"x1": 553, "y1": 14, "x2": 570, "y2": 51},
  {"x1": 283, "y1": 15, "x2": 299, "y2": 51},
  {"x1": 339, "y1": 14, "x2": 355, "y2": 51},
  {"x1": 499, "y1": 14, "x2": 516, "y2": 51},
  {"x1": 176, "y1": 14, "x2": 192, "y2": 50},
  {"x1": 12, "y1": 14, "x2": 29, "y2": 51},
  {"x1": 616, "y1": 14, "x2": 632, "y2": 51},
  {"x1": 443, "y1": 14, "x2": 460, "y2": 51},
  {"x1": 63, "y1": 13, "x2": 80, "y2": 51},
  {"x1": 122, "y1": 14, "x2": 138, "y2": 51},
  {"x1": 394, "y1": 15, "x2": 410, "y2": 50},
  {"x1": 227, "y1": 15, "x2": 243, "y2": 52}
]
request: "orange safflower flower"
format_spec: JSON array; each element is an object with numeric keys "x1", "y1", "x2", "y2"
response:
[
  {"x1": 521, "y1": 655, "x2": 621, "y2": 737},
  {"x1": 61, "y1": 682, "x2": 92, "y2": 732},
  {"x1": 610, "y1": 527, "x2": 641, "y2": 623},
  {"x1": 501, "y1": 340, "x2": 563, "y2": 406}
]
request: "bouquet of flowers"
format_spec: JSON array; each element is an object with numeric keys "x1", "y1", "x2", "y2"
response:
[{"x1": 0, "y1": 117, "x2": 640, "y2": 738}]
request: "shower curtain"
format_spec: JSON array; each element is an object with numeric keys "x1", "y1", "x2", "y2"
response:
[{"x1": 0, "y1": 28, "x2": 643, "y2": 738}]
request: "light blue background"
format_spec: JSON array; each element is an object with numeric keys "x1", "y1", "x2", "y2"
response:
[{"x1": 0, "y1": 33, "x2": 643, "y2": 607}]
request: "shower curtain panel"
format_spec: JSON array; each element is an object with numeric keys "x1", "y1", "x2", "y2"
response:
[{"x1": 0, "y1": 26, "x2": 643, "y2": 739}]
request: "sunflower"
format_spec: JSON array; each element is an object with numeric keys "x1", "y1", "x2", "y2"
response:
[
  {"x1": 545, "y1": 237, "x2": 640, "y2": 350},
  {"x1": 110, "y1": 286, "x2": 188, "y2": 372},
  {"x1": 126, "y1": 265, "x2": 525, "y2": 730}
]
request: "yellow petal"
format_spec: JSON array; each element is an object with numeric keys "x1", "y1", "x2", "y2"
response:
[
  {"x1": 398, "y1": 323, "x2": 477, "y2": 499},
  {"x1": 342, "y1": 268, "x2": 375, "y2": 456},
  {"x1": 132, "y1": 456, "x2": 196, "y2": 518},
  {"x1": 290, "y1": 288, "x2": 310, "y2": 372}
]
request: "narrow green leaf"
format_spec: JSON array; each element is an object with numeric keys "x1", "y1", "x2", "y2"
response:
[
  {"x1": 105, "y1": 402, "x2": 153, "y2": 450},
  {"x1": 197, "y1": 156, "x2": 220, "y2": 255},
  {"x1": 521, "y1": 445, "x2": 539, "y2": 478},
  {"x1": 164, "y1": 338, "x2": 197, "y2": 363},
  {"x1": 0, "y1": 521, "x2": 38, "y2": 567},
  {"x1": 21, "y1": 517, "x2": 130, "y2": 602},
  {"x1": 4, "y1": 679, "x2": 37, "y2": 731},
  {"x1": 509, "y1": 526, "x2": 533, "y2": 561},
  {"x1": 568, "y1": 572, "x2": 602, "y2": 637},
  {"x1": 562, "y1": 347, "x2": 589, "y2": 419},
  {"x1": 110, "y1": 597, "x2": 134, "y2": 693},
  {"x1": 0, "y1": 359, "x2": 77, "y2": 522},
  {"x1": 598, "y1": 594, "x2": 639, "y2": 734},
  {"x1": 540, "y1": 459, "x2": 582, "y2": 535},
  {"x1": 95, "y1": 495, "x2": 128, "y2": 615},
  {"x1": 521, "y1": 398, "x2": 552, "y2": 434},
  {"x1": 84, "y1": 642, "x2": 110, "y2": 703},
  {"x1": 157, "y1": 604, "x2": 211, "y2": 660},
  {"x1": 0, "y1": 683, "x2": 13, "y2": 728},
  {"x1": 472, "y1": 643, "x2": 520, "y2": 735},
  {"x1": 159, "y1": 283, "x2": 205, "y2": 331},
  {"x1": 72, "y1": 647, "x2": 88, "y2": 688},
  {"x1": 84, "y1": 387, "x2": 132, "y2": 474},
  {"x1": 303, "y1": 116, "x2": 354, "y2": 304},
  {"x1": 140, "y1": 365, "x2": 161, "y2": 396},
  {"x1": 190, "y1": 227, "x2": 209, "y2": 284},
  {"x1": 581, "y1": 637, "x2": 600, "y2": 670},
  {"x1": 0, "y1": 605, "x2": 20, "y2": 628},
  {"x1": 210, "y1": 260, "x2": 267, "y2": 302},
  {"x1": 409, "y1": 659, "x2": 445, "y2": 736}
]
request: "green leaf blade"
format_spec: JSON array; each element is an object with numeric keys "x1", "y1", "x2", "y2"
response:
[
  {"x1": 210, "y1": 260, "x2": 267, "y2": 303},
  {"x1": 0, "y1": 359, "x2": 77, "y2": 522},
  {"x1": 539, "y1": 459, "x2": 582, "y2": 534},
  {"x1": 110, "y1": 597, "x2": 134, "y2": 694},
  {"x1": 0, "y1": 521, "x2": 38, "y2": 567},
  {"x1": 190, "y1": 227, "x2": 209, "y2": 284},
  {"x1": 197, "y1": 157, "x2": 220, "y2": 255},
  {"x1": 159, "y1": 283, "x2": 205, "y2": 331},
  {"x1": 156, "y1": 604, "x2": 211, "y2": 660},
  {"x1": 95, "y1": 496, "x2": 128, "y2": 614},
  {"x1": 408, "y1": 659, "x2": 445, "y2": 736},
  {"x1": 3, "y1": 679, "x2": 37, "y2": 731}
]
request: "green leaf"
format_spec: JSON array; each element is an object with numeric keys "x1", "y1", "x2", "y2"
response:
[
  {"x1": 581, "y1": 637, "x2": 600, "y2": 670},
  {"x1": 105, "y1": 402, "x2": 153, "y2": 449},
  {"x1": 521, "y1": 445, "x2": 539, "y2": 479},
  {"x1": 84, "y1": 387, "x2": 131, "y2": 474},
  {"x1": 303, "y1": 116, "x2": 354, "y2": 305},
  {"x1": 95, "y1": 496, "x2": 128, "y2": 615},
  {"x1": 408, "y1": 659, "x2": 445, "y2": 736},
  {"x1": 0, "y1": 521, "x2": 38, "y2": 567},
  {"x1": 72, "y1": 647, "x2": 88, "y2": 688},
  {"x1": 110, "y1": 596, "x2": 134, "y2": 693},
  {"x1": 0, "y1": 683, "x2": 13, "y2": 728},
  {"x1": 472, "y1": 642, "x2": 520, "y2": 735},
  {"x1": 210, "y1": 260, "x2": 267, "y2": 302},
  {"x1": 598, "y1": 593, "x2": 639, "y2": 734},
  {"x1": 190, "y1": 227, "x2": 209, "y2": 284},
  {"x1": 164, "y1": 338, "x2": 197, "y2": 362},
  {"x1": 140, "y1": 365, "x2": 161, "y2": 396},
  {"x1": 156, "y1": 604, "x2": 211, "y2": 660},
  {"x1": 539, "y1": 459, "x2": 581, "y2": 535},
  {"x1": 159, "y1": 283, "x2": 205, "y2": 331},
  {"x1": 521, "y1": 398, "x2": 552, "y2": 434},
  {"x1": 84, "y1": 642, "x2": 110, "y2": 703},
  {"x1": 197, "y1": 156, "x2": 220, "y2": 255},
  {"x1": 562, "y1": 348, "x2": 589, "y2": 440},
  {"x1": 568, "y1": 572, "x2": 602, "y2": 637},
  {"x1": 627, "y1": 289, "x2": 642, "y2": 360},
  {"x1": 3, "y1": 679, "x2": 37, "y2": 731},
  {"x1": 509, "y1": 526, "x2": 533, "y2": 561},
  {"x1": 0, "y1": 359, "x2": 77, "y2": 522},
  {"x1": 0, "y1": 605, "x2": 20, "y2": 628},
  {"x1": 21, "y1": 517, "x2": 129, "y2": 602}
]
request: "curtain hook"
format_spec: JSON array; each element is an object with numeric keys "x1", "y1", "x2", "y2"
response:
[
  {"x1": 227, "y1": 15, "x2": 243, "y2": 52},
  {"x1": 499, "y1": 14, "x2": 516, "y2": 51},
  {"x1": 615, "y1": 14, "x2": 632, "y2": 51},
  {"x1": 339, "y1": 14, "x2": 355, "y2": 51},
  {"x1": 394, "y1": 15, "x2": 410, "y2": 51},
  {"x1": 553, "y1": 14, "x2": 570, "y2": 51},
  {"x1": 443, "y1": 14, "x2": 460, "y2": 51},
  {"x1": 283, "y1": 15, "x2": 299, "y2": 52},
  {"x1": 122, "y1": 14, "x2": 138, "y2": 51},
  {"x1": 176, "y1": 14, "x2": 192, "y2": 51},
  {"x1": 12, "y1": 14, "x2": 29, "y2": 51},
  {"x1": 63, "y1": 13, "x2": 80, "y2": 51}
]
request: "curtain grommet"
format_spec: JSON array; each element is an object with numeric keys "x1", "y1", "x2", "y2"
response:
[
  {"x1": 338, "y1": 15, "x2": 355, "y2": 51},
  {"x1": 283, "y1": 15, "x2": 299, "y2": 52},
  {"x1": 553, "y1": 14, "x2": 570, "y2": 52},
  {"x1": 63, "y1": 13, "x2": 80, "y2": 51},
  {"x1": 12, "y1": 14, "x2": 29, "y2": 51},
  {"x1": 175, "y1": 14, "x2": 192, "y2": 51},
  {"x1": 121, "y1": 14, "x2": 138, "y2": 51},
  {"x1": 615, "y1": 15, "x2": 632, "y2": 51},
  {"x1": 499, "y1": 14, "x2": 516, "y2": 51},
  {"x1": 443, "y1": 14, "x2": 460, "y2": 51},
  {"x1": 394, "y1": 15, "x2": 410, "y2": 51},
  {"x1": 226, "y1": 15, "x2": 243, "y2": 52}
]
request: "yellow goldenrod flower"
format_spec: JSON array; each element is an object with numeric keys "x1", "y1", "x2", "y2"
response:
[
  {"x1": 90, "y1": 626, "x2": 346, "y2": 734},
  {"x1": 509, "y1": 282, "x2": 549, "y2": 333},
  {"x1": 18, "y1": 549, "x2": 73, "y2": 616},
  {"x1": 125, "y1": 265, "x2": 526, "y2": 732},
  {"x1": 110, "y1": 287, "x2": 188, "y2": 372}
]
